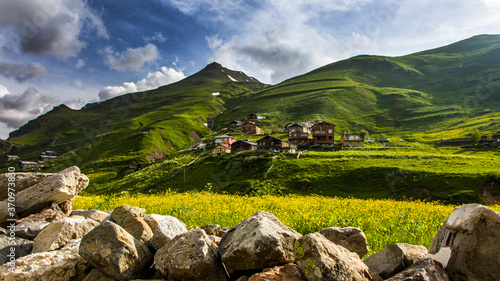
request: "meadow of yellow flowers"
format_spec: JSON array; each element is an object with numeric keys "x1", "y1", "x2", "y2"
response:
[{"x1": 73, "y1": 192, "x2": 500, "y2": 256}]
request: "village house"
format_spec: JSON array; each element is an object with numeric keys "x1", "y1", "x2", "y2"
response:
[
  {"x1": 214, "y1": 134, "x2": 236, "y2": 148},
  {"x1": 231, "y1": 140, "x2": 257, "y2": 153},
  {"x1": 247, "y1": 114, "x2": 266, "y2": 120},
  {"x1": 286, "y1": 123, "x2": 310, "y2": 133},
  {"x1": 39, "y1": 155, "x2": 59, "y2": 162},
  {"x1": 241, "y1": 120, "x2": 261, "y2": 135},
  {"x1": 311, "y1": 121, "x2": 336, "y2": 146},
  {"x1": 18, "y1": 161, "x2": 42, "y2": 170},
  {"x1": 211, "y1": 145, "x2": 231, "y2": 157},
  {"x1": 42, "y1": 151, "x2": 58, "y2": 156},
  {"x1": 6, "y1": 155, "x2": 19, "y2": 161},
  {"x1": 340, "y1": 134, "x2": 365, "y2": 147},
  {"x1": 289, "y1": 132, "x2": 310, "y2": 146},
  {"x1": 257, "y1": 136, "x2": 297, "y2": 153},
  {"x1": 229, "y1": 120, "x2": 245, "y2": 131}
]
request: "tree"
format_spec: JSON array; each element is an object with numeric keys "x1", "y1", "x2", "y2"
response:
[
  {"x1": 359, "y1": 129, "x2": 369, "y2": 138},
  {"x1": 471, "y1": 129, "x2": 482, "y2": 144},
  {"x1": 487, "y1": 133, "x2": 493, "y2": 141}
]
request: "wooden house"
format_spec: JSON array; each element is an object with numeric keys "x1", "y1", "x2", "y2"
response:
[
  {"x1": 231, "y1": 140, "x2": 257, "y2": 153},
  {"x1": 229, "y1": 120, "x2": 244, "y2": 131},
  {"x1": 18, "y1": 161, "x2": 42, "y2": 170},
  {"x1": 286, "y1": 123, "x2": 309, "y2": 133},
  {"x1": 241, "y1": 120, "x2": 261, "y2": 135},
  {"x1": 39, "y1": 155, "x2": 58, "y2": 162},
  {"x1": 6, "y1": 155, "x2": 19, "y2": 161},
  {"x1": 247, "y1": 114, "x2": 266, "y2": 120},
  {"x1": 311, "y1": 121, "x2": 335, "y2": 146},
  {"x1": 214, "y1": 135, "x2": 236, "y2": 148},
  {"x1": 257, "y1": 136, "x2": 297, "y2": 153},
  {"x1": 340, "y1": 134, "x2": 365, "y2": 147},
  {"x1": 289, "y1": 132, "x2": 310, "y2": 146},
  {"x1": 211, "y1": 145, "x2": 231, "y2": 157}
]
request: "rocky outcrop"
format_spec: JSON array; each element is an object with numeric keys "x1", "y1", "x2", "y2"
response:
[
  {"x1": 363, "y1": 243, "x2": 428, "y2": 279},
  {"x1": 1, "y1": 166, "x2": 88, "y2": 222},
  {"x1": 0, "y1": 239, "x2": 89, "y2": 281},
  {"x1": 294, "y1": 232, "x2": 376, "y2": 281},
  {"x1": 121, "y1": 217, "x2": 154, "y2": 245},
  {"x1": 320, "y1": 226, "x2": 369, "y2": 258},
  {"x1": 110, "y1": 206, "x2": 146, "y2": 225},
  {"x1": 79, "y1": 220, "x2": 153, "y2": 281},
  {"x1": 0, "y1": 235, "x2": 33, "y2": 266},
  {"x1": 386, "y1": 258, "x2": 450, "y2": 281},
  {"x1": 429, "y1": 204, "x2": 500, "y2": 281},
  {"x1": 150, "y1": 215, "x2": 188, "y2": 250},
  {"x1": 154, "y1": 228, "x2": 227, "y2": 281},
  {"x1": 219, "y1": 211, "x2": 302, "y2": 273},
  {"x1": 0, "y1": 172, "x2": 53, "y2": 200},
  {"x1": 33, "y1": 216, "x2": 98, "y2": 253},
  {"x1": 71, "y1": 209, "x2": 109, "y2": 223}
]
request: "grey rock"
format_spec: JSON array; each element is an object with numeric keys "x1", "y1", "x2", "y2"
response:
[
  {"x1": 110, "y1": 206, "x2": 146, "y2": 225},
  {"x1": 386, "y1": 258, "x2": 450, "y2": 281},
  {"x1": 154, "y1": 228, "x2": 228, "y2": 281},
  {"x1": 364, "y1": 243, "x2": 428, "y2": 279},
  {"x1": 150, "y1": 216, "x2": 188, "y2": 250},
  {"x1": 320, "y1": 226, "x2": 369, "y2": 258},
  {"x1": 0, "y1": 235, "x2": 33, "y2": 266},
  {"x1": 294, "y1": 232, "x2": 376, "y2": 281},
  {"x1": 219, "y1": 211, "x2": 302, "y2": 272},
  {"x1": 79, "y1": 220, "x2": 153, "y2": 281}
]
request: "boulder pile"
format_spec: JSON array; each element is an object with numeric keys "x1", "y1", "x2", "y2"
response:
[{"x1": 1, "y1": 167, "x2": 499, "y2": 280}]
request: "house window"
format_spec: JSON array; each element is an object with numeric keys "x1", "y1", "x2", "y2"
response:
[
  {"x1": 329, "y1": 136, "x2": 333, "y2": 140},
  {"x1": 328, "y1": 129, "x2": 332, "y2": 133}
]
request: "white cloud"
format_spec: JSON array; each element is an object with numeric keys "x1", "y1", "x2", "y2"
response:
[
  {"x1": 0, "y1": 0, "x2": 107, "y2": 59},
  {"x1": 71, "y1": 79, "x2": 84, "y2": 89},
  {"x1": 145, "y1": 32, "x2": 167, "y2": 43},
  {"x1": 98, "y1": 67, "x2": 185, "y2": 100},
  {"x1": 0, "y1": 84, "x2": 11, "y2": 98},
  {"x1": 0, "y1": 61, "x2": 49, "y2": 83},
  {"x1": 0, "y1": 86, "x2": 59, "y2": 128},
  {"x1": 75, "y1": 59, "x2": 85, "y2": 69},
  {"x1": 103, "y1": 44, "x2": 160, "y2": 72}
]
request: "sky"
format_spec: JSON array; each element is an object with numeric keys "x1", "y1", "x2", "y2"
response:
[{"x1": 0, "y1": 0, "x2": 500, "y2": 139}]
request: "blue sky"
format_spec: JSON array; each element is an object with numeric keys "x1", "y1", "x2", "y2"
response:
[{"x1": 0, "y1": 0, "x2": 500, "y2": 138}]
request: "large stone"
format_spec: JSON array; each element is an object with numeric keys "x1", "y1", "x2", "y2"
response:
[
  {"x1": 294, "y1": 232, "x2": 375, "y2": 281},
  {"x1": 33, "y1": 216, "x2": 98, "y2": 253},
  {"x1": 320, "y1": 226, "x2": 369, "y2": 258},
  {"x1": 121, "y1": 217, "x2": 153, "y2": 245},
  {"x1": 7, "y1": 166, "x2": 88, "y2": 219},
  {"x1": 79, "y1": 220, "x2": 153, "y2": 281},
  {"x1": 0, "y1": 172, "x2": 53, "y2": 201},
  {"x1": 110, "y1": 206, "x2": 146, "y2": 225},
  {"x1": 248, "y1": 264, "x2": 305, "y2": 281},
  {"x1": 81, "y1": 268, "x2": 116, "y2": 281},
  {"x1": 428, "y1": 204, "x2": 500, "y2": 281},
  {"x1": 143, "y1": 213, "x2": 167, "y2": 232},
  {"x1": 0, "y1": 235, "x2": 33, "y2": 266},
  {"x1": 0, "y1": 239, "x2": 90, "y2": 281},
  {"x1": 219, "y1": 211, "x2": 302, "y2": 272},
  {"x1": 386, "y1": 258, "x2": 450, "y2": 281},
  {"x1": 71, "y1": 209, "x2": 109, "y2": 223},
  {"x1": 154, "y1": 228, "x2": 228, "y2": 281},
  {"x1": 17, "y1": 201, "x2": 66, "y2": 224},
  {"x1": 150, "y1": 215, "x2": 188, "y2": 250},
  {"x1": 363, "y1": 243, "x2": 428, "y2": 279},
  {"x1": 15, "y1": 220, "x2": 49, "y2": 240}
]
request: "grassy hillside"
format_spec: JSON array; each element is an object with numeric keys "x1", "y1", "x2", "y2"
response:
[
  {"x1": 213, "y1": 35, "x2": 500, "y2": 139},
  {"x1": 3, "y1": 63, "x2": 264, "y2": 172},
  {"x1": 83, "y1": 145, "x2": 500, "y2": 205},
  {"x1": 2, "y1": 35, "x2": 500, "y2": 202}
]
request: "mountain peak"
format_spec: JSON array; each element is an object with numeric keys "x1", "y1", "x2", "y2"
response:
[{"x1": 186, "y1": 62, "x2": 261, "y2": 84}]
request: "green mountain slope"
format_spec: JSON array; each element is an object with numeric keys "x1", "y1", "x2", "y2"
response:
[
  {"x1": 4, "y1": 63, "x2": 264, "y2": 171},
  {"x1": 1, "y1": 35, "x2": 500, "y2": 201},
  {"x1": 213, "y1": 35, "x2": 500, "y2": 139}
]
